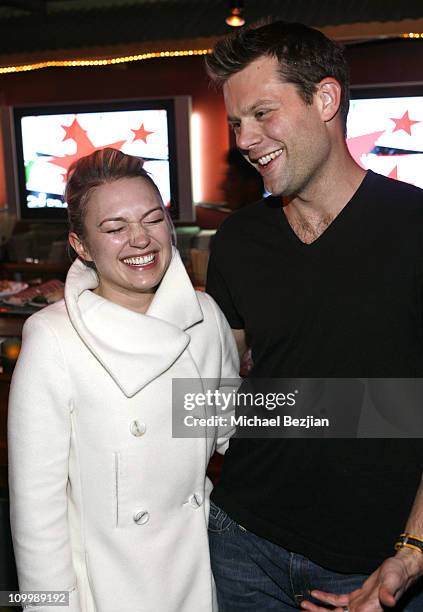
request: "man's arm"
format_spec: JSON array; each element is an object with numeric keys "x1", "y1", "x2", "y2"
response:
[
  {"x1": 301, "y1": 474, "x2": 423, "y2": 612},
  {"x1": 232, "y1": 328, "x2": 247, "y2": 359}
]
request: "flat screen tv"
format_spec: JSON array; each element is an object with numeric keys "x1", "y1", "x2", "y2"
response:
[
  {"x1": 2, "y1": 96, "x2": 193, "y2": 222},
  {"x1": 347, "y1": 85, "x2": 423, "y2": 189}
]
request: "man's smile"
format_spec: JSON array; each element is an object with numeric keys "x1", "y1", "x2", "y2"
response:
[{"x1": 254, "y1": 148, "x2": 284, "y2": 167}]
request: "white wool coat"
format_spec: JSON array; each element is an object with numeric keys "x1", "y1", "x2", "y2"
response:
[{"x1": 8, "y1": 248, "x2": 240, "y2": 612}]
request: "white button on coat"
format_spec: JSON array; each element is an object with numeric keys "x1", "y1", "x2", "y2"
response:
[
  {"x1": 188, "y1": 493, "x2": 204, "y2": 508},
  {"x1": 130, "y1": 420, "x2": 146, "y2": 437},
  {"x1": 133, "y1": 510, "x2": 150, "y2": 525}
]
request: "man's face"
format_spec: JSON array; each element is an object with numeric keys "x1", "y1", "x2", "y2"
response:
[{"x1": 223, "y1": 55, "x2": 331, "y2": 197}]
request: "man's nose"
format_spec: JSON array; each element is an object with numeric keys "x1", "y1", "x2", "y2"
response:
[
  {"x1": 236, "y1": 121, "x2": 261, "y2": 153},
  {"x1": 128, "y1": 223, "x2": 151, "y2": 248}
]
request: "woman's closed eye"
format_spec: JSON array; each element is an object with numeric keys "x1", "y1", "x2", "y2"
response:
[
  {"x1": 144, "y1": 215, "x2": 164, "y2": 225},
  {"x1": 106, "y1": 226, "x2": 125, "y2": 234}
]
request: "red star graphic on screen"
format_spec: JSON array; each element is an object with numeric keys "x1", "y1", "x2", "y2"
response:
[
  {"x1": 346, "y1": 131, "x2": 385, "y2": 167},
  {"x1": 390, "y1": 111, "x2": 420, "y2": 136},
  {"x1": 49, "y1": 117, "x2": 125, "y2": 174},
  {"x1": 61, "y1": 118, "x2": 93, "y2": 155},
  {"x1": 131, "y1": 123, "x2": 154, "y2": 143},
  {"x1": 388, "y1": 165, "x2": 398, "y2": 179}
]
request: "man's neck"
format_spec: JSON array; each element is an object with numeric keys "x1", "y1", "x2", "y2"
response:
[{"x1": 282, "y1": 153, "x2": 366, "y2": 244}]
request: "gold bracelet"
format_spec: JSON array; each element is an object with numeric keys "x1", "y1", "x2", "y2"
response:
[{"x1": 395, "y1": 533, "x2": 423, "y2": 554}]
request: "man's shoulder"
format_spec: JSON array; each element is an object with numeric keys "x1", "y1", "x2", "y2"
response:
[
  {"x1": 367, "y1": 171, "x2": 423, "y2": 208},
  {"x1": 214, "y1": 196, "x2": 278, "y2": 239}
]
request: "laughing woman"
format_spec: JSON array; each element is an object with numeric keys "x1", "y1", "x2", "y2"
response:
[{"x1": 8, "y1": 148, "x2": 239, "y2": 612}]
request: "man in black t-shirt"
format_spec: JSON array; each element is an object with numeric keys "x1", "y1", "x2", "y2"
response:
[{"x1": 205, "y1": 20, "x2": 423, "y2": 612}]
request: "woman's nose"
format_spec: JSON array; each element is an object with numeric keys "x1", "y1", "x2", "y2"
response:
[{"x1": 128, "y1": 223, "x2": 151, "y2": 248}]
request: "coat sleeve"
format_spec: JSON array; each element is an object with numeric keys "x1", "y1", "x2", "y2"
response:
[
  {"x1": 8, "y1": 315, "x2": 81, "y2": 612},
  {"x1": 203, "y1": 293, "x2": 241, "y2": 454}
]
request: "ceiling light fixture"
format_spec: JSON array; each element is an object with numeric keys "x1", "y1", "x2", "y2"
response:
[{"x1": 225, "y1": 1, "x2": 245, "y2": 28}]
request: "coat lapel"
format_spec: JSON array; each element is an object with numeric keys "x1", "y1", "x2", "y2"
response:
[{"x1": 64, "y1": 248, "x2": 203, "y2": 397}]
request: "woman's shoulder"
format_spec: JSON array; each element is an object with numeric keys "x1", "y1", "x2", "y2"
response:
[
  {"x1": 22, "y1": 299, "x2": 69, "y2": 337},
  {"x1": 194, "y1": 289, "x2": 216, "y2": 313},
  {"x1": 194, "y1": 290, "x2": 230, "y2": 331},
  {"x1": 17, "y1": 301, "x2": 71, "y2": 367}
]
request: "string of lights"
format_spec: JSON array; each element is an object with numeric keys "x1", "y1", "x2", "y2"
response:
[
  {"x1": 0, "y1": 47, "x2": 212, "y2": 75},
  {"x1": 0, "y1": 31, "x2": 421, "y2": 75}
]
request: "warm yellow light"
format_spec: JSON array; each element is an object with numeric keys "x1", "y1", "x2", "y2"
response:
[
  {"x1": 402, "y1": 32, "x2": 423, "y2": 38},
  {"x1": 226, "y1": 8, "x2": 245, "y2": 27},
  {"x1": 191, "y1": 112, "x2": 203, "y2": 203},
  {"x1": 0, "y1": 48, "x2": 212, "y2": 74}
]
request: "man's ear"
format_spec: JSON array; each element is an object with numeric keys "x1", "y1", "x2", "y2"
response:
[
  {"x1": 68, "y1": 232, "x2": 93, "y2": 262},
  {"x1": 316, "y1": 78, "x2": 342, "y2": 123}
]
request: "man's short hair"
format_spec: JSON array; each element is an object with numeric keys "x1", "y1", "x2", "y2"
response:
[{"x1": 205, "y1": 19, "x2": 350, "y2": 130}]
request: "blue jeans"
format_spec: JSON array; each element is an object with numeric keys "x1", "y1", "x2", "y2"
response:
[{"x1": 208, "y1": 501, "x2": 423, "y2": 611}]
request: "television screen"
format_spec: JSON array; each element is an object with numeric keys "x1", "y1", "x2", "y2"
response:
[
  {"x1": 347, "y1": 88, "x2": 423, "y2": 189},
  {"x1": 4, "y1": 97, "x2": 193, "y2": 222}
]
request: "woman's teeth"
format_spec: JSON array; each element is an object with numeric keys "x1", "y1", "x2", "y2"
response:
[
  {"x1": 123, "y1": 254, "x2": 155, "y2": 266},
  {"x1": 257, "y1": 148, "x2": 283, "y2": 166}
]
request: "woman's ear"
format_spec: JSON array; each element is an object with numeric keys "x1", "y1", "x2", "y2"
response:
[
  {"x1": 316, "y1": 78, "x2": 342, "y2": 123},
  {"x1": 68, "y1": 232, "x2": 93, "y2": 262}
]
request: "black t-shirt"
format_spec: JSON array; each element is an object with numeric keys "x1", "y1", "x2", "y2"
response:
[{"x1": 206, "y1": 171, "x2": 423, "y2": 574}]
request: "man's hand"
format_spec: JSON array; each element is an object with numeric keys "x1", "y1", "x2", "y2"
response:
[{"x1": 300, "y1": 549, "x2": 423, "y2": 612}]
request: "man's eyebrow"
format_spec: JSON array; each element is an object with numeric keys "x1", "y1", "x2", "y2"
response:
[{"x1": 248, "y1": 99, "x2": 275, "y2": 112}]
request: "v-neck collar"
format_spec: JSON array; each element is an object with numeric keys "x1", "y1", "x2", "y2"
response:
[{"x1": 277, "y1": 171, "x2": 370, "y2": 251}]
